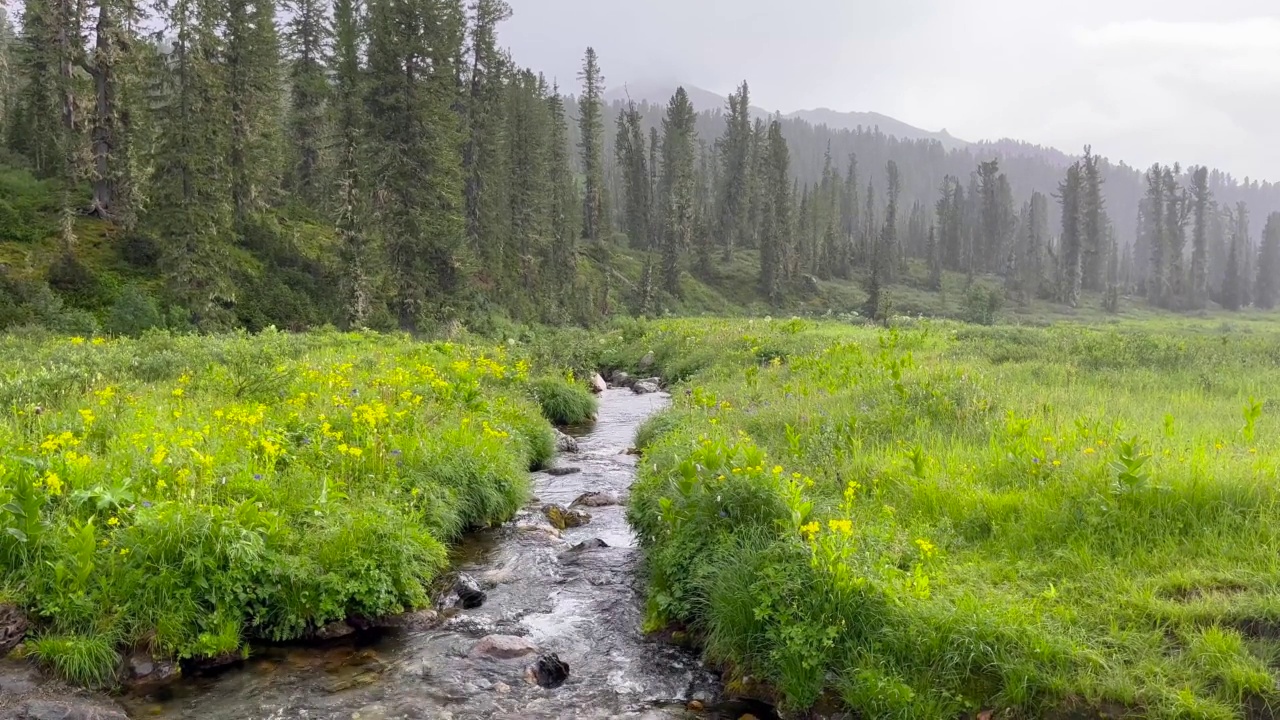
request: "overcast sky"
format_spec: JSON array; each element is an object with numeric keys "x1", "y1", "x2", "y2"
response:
[{"x1": 501, "y1": 0, "x2": 1280, "y2": 182}]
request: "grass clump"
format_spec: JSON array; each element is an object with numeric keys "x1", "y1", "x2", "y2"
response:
[
  {"x1": 528, "y1": 375, "x2": 597, "y2": 426},
  {"x1": 0, "y1": 329, "x2": 565, "y2": 685},
  {"x1": 622, "y1": 316, "x2": 1280, "y2": 719}
]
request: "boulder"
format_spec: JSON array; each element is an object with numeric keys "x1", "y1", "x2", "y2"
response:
[
  {"x1": 453, "y1": 574, "x2": 486, "y2": 610},
  {"x1": 545, "y1": 466, "x2": 582, "y2": 477},
  {"x1": 589, "y1": 372, "x2": 607, "y2": 394},
  {"x1": 632, "y1": 380, "x2": 660, "y2": 395},
  {"x1": 608, "y1": 370, "x2": 633, "y2": 388},
  {"x1": 360, "y1": 609, "x2": 441, "y2": 632},
  {"x1": 639, "y1": 351, "x2": 656, "y2": 370},
  {"x1": 470, "y1": 635, "x2": 538, "y2": 661},
  {"x1": 571, "y1": 491, "x2": 620, "y2": 508},
  {"x1": 542, "y1": 504, "x2": 590, "y2": 530},
  {"x1": 1, "y1": 603, "x2": 29, "y2": 657},
  {"x1": 554, "y1": 430, "x2": 580, "y2": 454},
  {"x1": 313, "y1": 620, "x2": 356, "y2": 641},
  {"x1": 529, "y1": 653, "x2": 570, "y2": 689},
  {"x1": 569, "y1": 538, "x2": 609, "y2": 552},
  {"x1": 121, "y1": 649, "x2": 179, "y2": 692}
]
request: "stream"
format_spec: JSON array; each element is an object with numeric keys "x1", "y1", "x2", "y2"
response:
[{"x1": 104, "y1": 388, "x2": 771, "y2": 720}]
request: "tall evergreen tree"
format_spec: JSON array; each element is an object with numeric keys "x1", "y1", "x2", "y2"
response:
[
  {"x1": 283, "y1": 0, "x2": 328, "y2": 204},
  {"x1": 1144, "y1": 164, "x2": 1168, "y2": 306},
  {"x1": 577, "y1": 47, "x2": 605, "y2": 244},
  {"x1": 331, "y1": 0, "x2": 369, "y2": 326},
  {"x1": 463, "y1": 0, "x2": 513, "y2": 280},
  {"x1": 546, "y1": 85, "x2": 579, "y2": 306},
  {"x1": 225, "y1": 0, "x2": 283, "y2": 217},
  {"x1": 1189, "y1": 166, "x2": 1212, "y2": 309},
  {"x1": 758, "y1": 120, "x2": 789, "y2": 305},
  {"x1": 1257, "y1": 213, "x2": 1280, "y2": 310},
  {"x1": 716, "y1": 80, "x2": 752, "y2": 262},
  {"x1": 1222, "y1": 202, "x2": 1249, "y2": 311},
  {"x1": 1057, "y1": 162, "x2": 1083, "y2": 307},
  {"x1": 657, "y1": 87, "x2": 697, "y2": 297},
  {"x1": 1081, "y1": 146, "x2": 1106, "y2": 291},
  {"x1": 614, "y1": 102, "x2": 650, "y2": 249}
]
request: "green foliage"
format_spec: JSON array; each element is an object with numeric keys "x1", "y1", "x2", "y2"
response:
[
  {"x1": 528, "y1": 376, "x2": 597, "y2": 426},
  {"x1": 0, "y1": 331, "x2": 567, "y2": 683},
  {"x1": 105, "y1": 286, "x2": 163, "y2": 337},
  {"x1": 961, "y1": 283, "x2": 1004, "y2": 325},
  {"x1": 621, "y1": 317, "x2": 1280, "y2": 718}
]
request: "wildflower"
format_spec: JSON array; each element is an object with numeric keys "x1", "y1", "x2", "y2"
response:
[
  {"x1": 1032, "y1": 457, "x2": 1041, "y2": 464},
  {"x1": 43, "y1": 472, "x2": 64, "y2": 496},
  {"x1": 253, "y1": 474, "x2": 263, "y2": 481},
  {"x1": 151, "y1": 446, "x2": 168, "y2": 466},
  {"x1": 800, "y1": 521, "x2": 820, "y2": 540},
  {"x1": 156, "y1": 479, "x2": 167, "y2": 491},
  {"x1": 1215, "y1": 442, "x2": 1224, "y2": 451},
  {"x1": 1249, "y1": 448, "x2": 1258, "y2": 454},
  {"x1": 70, "y1": 336, "x2": 86, "y2": 345},
  {"x1": 915, "y1": 538, "x2": 937, "y2": 558},
  {"x1": 1083, "y1": 447, "x2": 1096, "y2": 455},
  {"x1": 142, "y1": 501, "x2": 153, "y2": 509},
  {"x1": 827, "y1": 519, "x2": 854, "y2": 536},
  {"x1": 107, "y1": 516, "x2": 119, "y2": 526},
  {"x1": 772, "y1": 465, "x2": 784, "y2": 475},
  {"x1": 91, "y1": 338, "x2": 106, "y2": 346},
  {"x1": 1052, "y1": 459, "x2": 1061, "y2": 467}
]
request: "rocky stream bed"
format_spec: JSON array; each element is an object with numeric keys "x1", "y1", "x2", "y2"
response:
[{"x1": 1, "y1": 387, "x2": 778, "y2": 720}]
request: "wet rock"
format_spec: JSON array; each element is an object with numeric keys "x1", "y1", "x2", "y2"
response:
[
  {"x1": 313, "y1": 620, "x2": 357, "y2": 640},
  {"x1": 0, "y1": 659, "x2": 41, "y2": 694},
  {"x1": 1, "y1": 603, "x2": 29, "y2": 657},
  {"x1": 624, "y1": 447, "x2": 642, "y2": 456},
  {"x1": 16, "y1": 699, "x2": 129, "y2": 720},
  {"x1": 494, "y1": 681, "x2": 511, "y2": 694},
  {"x1": 528, "y1": 653, "x2": 570, "y2": 689},
  {"x1": 542, "y1": 504, "x2": 590, "y2": 530},
  {"x1": 608, "y1": 370, "x2": 633, "y2": 387},
  {"x1": 688, "y1": 700, "x2": 705, "y2": 712},
  {"x1": 632, "y1": 380, "x2": 660, "y2": 395},
  {"x1": 589, "y1": 372, "x2": 607, "y2": 394},
  {"x1": 545, "y1": 466, "x2": 582, "y2": 477},
  {"x1": 470, "y1": 635, "x2": 538, "y2": 661},
  {"x1": 639, "y1": 351, "x2": 656, "y2": 370},
  {"x1": 367, "y1": 609, "x2": 441, "y2": 632},
  {"x1": 453, "y1": 574, "x2": 486, "y2": 610},
  {"x1": 571, "y1": 491, "x2": 620, "y2": 507},
  {"x1": 121, "y1": 649, "x2": 179, "y2": 691},
  {"x1": 569, "y1": 538, "x2": 609, "y2": 552},
  {"x1": 554, "y1": 429, "x2": 579, "y2": 454}
]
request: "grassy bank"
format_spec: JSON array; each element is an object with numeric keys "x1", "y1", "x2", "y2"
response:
[
  {"x1": 0, "y1": 329, "x2": 595, "y2": 686},
  {"x1": 615, "y1": 317, "x2": 1280, "y2": 719}
]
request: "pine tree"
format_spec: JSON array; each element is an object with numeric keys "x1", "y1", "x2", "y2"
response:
[
  {"x1": 365, "y1": 0, "x2": 466, "y2": 325},
  {"x1": 977, "y1": 159, "x2": 1002, "y2": 272},
  {"x1": 505, "y1": 71, "x2": 551, "y2": 298},
  {"x1": 83, "y1": 0, "x2": 142, "y2": 223},
  {"x1": 1164, "y1": 166, "x2": 1189, "y2": 305},
  {"x1": 716, "y1": 81, "x2": 752, "y2": 262},
  {"x1": 926, "y1": 224, "x2": 941, "y2": 291},
  {"x1": 283, "y1": 0, "x2": 328, "y2": 205},
  {"x1": 331, "y1": 0, "x2": 369, "y2": 326},
  {"x1": 225, "y1": 0, "x2": 284, "y2": 217},
  {"x1": 546, "y1": 85, "x2": 579, "y2": 307},
  {"x1": 463, "y1": 0, "x2": 513, "y2": 284},
  {"x1": 614, "y1": 102, "x2": 650, "y2": 249},
  {"x1": 1222, "y1": 202, "x2": 1248, "y2": 311},
  {"x1": 1057, "y1": 162, "x2": 1083, "y2": 307},
  {"x1": 839, "y1": 154, "x2": 860, "y2": 277},
  {"x1": 865, "y1": 160, "x2": 899, "y2": 320},
  {"x1": 1144, "y1": 164, "x2": 1167, "y2": 307},
  {"x1": 1257, "y1": 213, "x2": 1280, "y2": 310},
  {"x1": 758, "y1": 120, "x2": 789, "y2": 305},
  {"x1": 1189, "y1": 166, "x2": 1212, "y2": 309},
  {"x1": 1081, "y1": 146, "x2": 1106, "y2": 291},
  {"x1": 577, "y1": 47, "x2": 605, "y2": 244},
  {"x1": 657, "y1": 87, "x2": 697, "y2": 297}
]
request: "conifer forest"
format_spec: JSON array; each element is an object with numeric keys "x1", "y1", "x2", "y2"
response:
[{"x1": 3, "y1": 1, "x2": 1280, "y2": 719}]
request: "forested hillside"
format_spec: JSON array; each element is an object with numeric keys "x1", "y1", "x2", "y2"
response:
[{"x1": 0, "y1": 0, "x2": 1276, "y2": 334}]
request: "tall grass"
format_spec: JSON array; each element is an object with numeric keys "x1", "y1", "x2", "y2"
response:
[
  {"x1": 0, "y1": 329, "x2": 564, "y2": 685},
  {"x1": 616, "y1": 316, "x2": 1280, "y2": 719}
]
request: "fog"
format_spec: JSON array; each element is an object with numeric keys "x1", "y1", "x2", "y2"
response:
[{"x1": 502, "y1": 0, "x2": 1280, "y2": 181}]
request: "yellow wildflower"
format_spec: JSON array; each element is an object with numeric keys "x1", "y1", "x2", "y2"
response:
[
  {"x1": 915, "y1": 538, "x2": 937, "y2": 558},
  {"x1": 107, "y1": 516, "x2": 119, "y2": 526},
  {"x1": 827, "y1": 519, "x2": 853, "y2": 536},
  {"x1": 1052, "y1": 459, "x2": 1061, "y2": 467},
  {"x1": 799, "y1": 521, "x2": 820, "y2": 540},
  {"x1": 70, "y1": 336, "x2": 86, "y2": 345},
  {"x1": 1083, "y1": 447, "x2": 1095, "y2": 455},
  {"x1": 772, "y1": 465, "x2": 784, "y2": 475},
  {"x1": 43, "y1": 472, "x2": 64, "y2": 496}
]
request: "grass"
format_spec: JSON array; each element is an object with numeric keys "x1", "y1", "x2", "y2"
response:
[
  {"x1": 608, "y1": 316, "x2": 1280, "y2": 719},
  {"x1": 528, "y1": 375, "x2": 598, "y2": 425},
  {"x1": 0, "y1": 328, "x2": 565, "y2": 686}
]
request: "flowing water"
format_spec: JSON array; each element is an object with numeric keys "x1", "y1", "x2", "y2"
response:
[{"x1": 114, "y1": 389, "x2": 772, "y2": 720}]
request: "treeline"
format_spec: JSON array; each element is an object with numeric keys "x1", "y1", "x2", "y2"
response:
[{"x1": 0, "y1": 0, "x2": 1276, "y2": 332}]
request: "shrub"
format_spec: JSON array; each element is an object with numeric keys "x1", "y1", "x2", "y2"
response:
[{"x1": 105, "y1": 286, "x2": 163, "y2": 337}]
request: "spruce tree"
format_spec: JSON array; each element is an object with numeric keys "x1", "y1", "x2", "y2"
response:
[
  {"x1": 577, "y1": 47, "x2": 605, "y2": 244},
  {"x1": 1257, "y1": 213, "x2": 1280, "y2": 310},
  {"x1": 1081, "y1": 146, "x2": 1106, "y2": 291},
  {"x1": 225, "y1": 0, "x2": 284, "y2": 217},
  {"x1": 1189, "y1": 166, "x2": 1212, "y2": 309},
  {"x1": 1222, "y1": 203, "x2": 1249, "y2": 311},
  {"x1": 464, "y1": 0, "x2": 513, "y2": 280},
  {"x1": 546, "y1": 85, "x2": 579, "y2": 307},
  {"x1": 1144, "y1": 164, "x2": 1168, "y2": 306},
  {"x1": 614, "y1": 102, "x2": 650, "y2": 249},
  {"x1": 840, "y1": 154, "x2": 860, "y2": 277},
  {"x1": 758, "y1": 120, "x2": 789, "y2": 305},
  {"x1": 283, "y1": 0, "x2": 330, "y2": 205},
  {"x1": 83, "y1": 0, "x2": 142, "y2": 223},
  {"x1": 657, "y1": 87, "x2": 697, "y2": 297},
  {"x1": 1164, "y1": 166, "x2": 1188, "y2": 305},
  {"x1": 716, "y1": 81, "x2": 752, "y2": 262},
  {"x1": 1057, "y1": 162, "x2": 1083, "y2": 307}
]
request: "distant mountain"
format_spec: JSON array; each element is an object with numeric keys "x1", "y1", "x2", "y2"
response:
[{"x1": 603, "y1": 81, "x2": 970, "y2": 152}]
